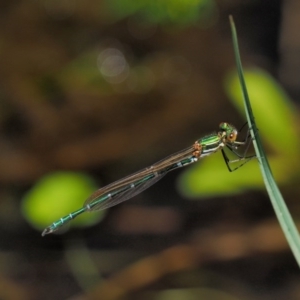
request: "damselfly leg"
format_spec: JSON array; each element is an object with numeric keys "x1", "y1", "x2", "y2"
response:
[{"x1": 221, "y1": 122, "x2": 256, "y2": 172}]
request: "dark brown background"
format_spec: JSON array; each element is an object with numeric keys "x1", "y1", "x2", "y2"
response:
[{"x1": 1, "y1": 1, "x2": 300, "y2": 299}]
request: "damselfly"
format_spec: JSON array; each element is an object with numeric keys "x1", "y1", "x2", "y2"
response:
[{"x1": 42, "y1": 122, "x2": 254, "y2": 236}]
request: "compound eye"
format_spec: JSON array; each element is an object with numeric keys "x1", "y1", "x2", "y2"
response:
[{"x1": 227, "y1": 129, "x2": 237, "y2": 142}]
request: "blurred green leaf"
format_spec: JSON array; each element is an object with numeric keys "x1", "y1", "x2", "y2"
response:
[
  {"x1": 178, "y1": 152, "x2": 261, "y2": 198},
  {"x1": 225, "y1": 68, "x2": 299, "y2": 157},
  {"x1": 106, "y1": 0, "x2": 216, "y2": 26},
  {"x1": 22, "y1": 172, "x2": 105, "y2": 231}
]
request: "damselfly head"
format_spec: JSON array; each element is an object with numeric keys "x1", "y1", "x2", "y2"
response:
[{"x1": 219, "y1": 122, "x2": 238, "y2": 143}]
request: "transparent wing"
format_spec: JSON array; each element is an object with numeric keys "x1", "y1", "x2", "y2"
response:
[
  {"x1": 84, "y1": 145, "x2": 195, "y2": 211},
  {"x1": 86, "y1": 172, "x2": 166, "y2": 211}
]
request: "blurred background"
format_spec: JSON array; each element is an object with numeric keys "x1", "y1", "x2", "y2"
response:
[{"x1": 1, "y1": 0, "x2": 300, "y2": 299}]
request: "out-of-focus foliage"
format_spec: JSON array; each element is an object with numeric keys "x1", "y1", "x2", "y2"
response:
[
  {"x1": 22, "y1": 172, "x2": 104, "y2": 231},
  {"x1": 106, "y1": 0, "x2": 217, "y2": 26},
  {"x1": 178, "y1": 68, "x2": 299, "y2": 198},
  {"x1": 227, "y1": 68, "x2": 299, "y2": 157},
  {"x1": 58, "y1": 47, "x2": 154, "y2": 95},
  {"x1": 147, "y1": 287, "x2": 239, "y2": 300}
]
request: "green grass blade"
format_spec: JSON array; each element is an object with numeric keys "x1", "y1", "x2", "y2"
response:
[{"x1": 229, "y1": 15, "x2": 300, "y2": 266}]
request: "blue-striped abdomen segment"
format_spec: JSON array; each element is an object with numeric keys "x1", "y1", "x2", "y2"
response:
[{"x1": 41, "y1": 207, "x2": 87, "y2": 236}]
